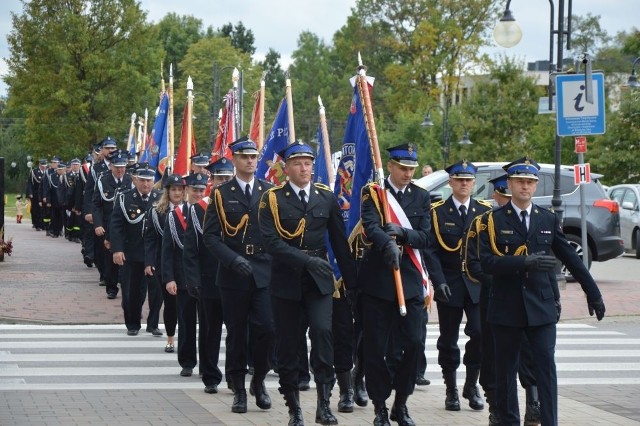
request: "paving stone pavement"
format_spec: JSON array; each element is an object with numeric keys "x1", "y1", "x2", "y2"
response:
[{"x1": 2, "y1": 218, "x2": 640, "y2": 425}]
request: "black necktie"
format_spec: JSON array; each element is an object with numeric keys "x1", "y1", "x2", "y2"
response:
[
  {"x1": 396, "y1": 190, "x2": 403, "y2": 202},
  {"x1": 299, "y1": 189, "x2": 307, "y2": 210},
  {"x1": 459, "y1": 205, "x2": 467, "y2": 223},
  {"x1": 245, "y1": 183, "x2": 252, "y2": 201},
  {"x1": 520, "y1": 210, "x2": 528, "y2": 231},
  {"x1": 142, "y1": 195, "x2": 149, "y2": 203}
]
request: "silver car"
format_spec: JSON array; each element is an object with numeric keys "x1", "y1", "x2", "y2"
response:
[{"x1": 608, "y1": 184, "x2": 640, "y2": 258}]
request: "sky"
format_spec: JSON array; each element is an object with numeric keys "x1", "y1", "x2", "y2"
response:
[{"x1": 0, "y1": 0, "x2": 638, "y2": 98}]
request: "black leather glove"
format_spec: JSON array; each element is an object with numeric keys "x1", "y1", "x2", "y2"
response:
[
  {"x1": 305, "y1": 256, "x2": 334, "y2": 277},
  {"x1": 588, "y1": 297, "x2": 605, "y2": 321},
  {"x1": 524, "y1": 254, "x2": 557, "y2": 271},
  {"x1": 555, "y1": 299, "x2": 562, "y2": 322},
  {"x1": 187, "y1": 285, "x2": 201, "y2": 300},
  {"x1": 230, "y1": 256, "x2": 253, "y2": 277},
  {"x1": 383, "y1": 223, "x2": 407, "y2": 243},
  {"x1": 434, "y1": 283, "x2": 452, "y2": 303},
  {"x1": 382, "y1": 240, "x2": 401, "y2": 269}
]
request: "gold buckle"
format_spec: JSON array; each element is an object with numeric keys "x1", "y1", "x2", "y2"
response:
[
  {"x1": 356, "y1": 247, "x2": 365, "y2": 260},
  {"x1": 245, "y1": 244, "x2": 254, "y2": 255}
]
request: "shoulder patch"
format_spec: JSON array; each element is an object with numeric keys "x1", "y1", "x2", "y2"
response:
[
  {"x1": 431, "y1": 200, "x2": 446, "y2": 209},
  {"x1": 313, "y1": 182, "x2": 332, "y2": 192}
]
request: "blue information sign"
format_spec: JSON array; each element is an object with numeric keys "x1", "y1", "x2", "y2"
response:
[{"x1": 556, "y1": 73, "x2": 606, "y2": 137}]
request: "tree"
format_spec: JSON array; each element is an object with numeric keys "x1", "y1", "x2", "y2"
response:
[
  {"x1": 570, "y1": 13, "x2": 611, "y2": 58},
  {"x1": 458, "y1": 56, "x2": 554, "y2": 163},
  {"x1": 5, "y1": 0, "x2": 162, "y2": 158},
  {"x1": 590, "y1": 89, "x2": 640, "y2": 184},
  {"x1": 218, "y1": 21, "x2": 256, "y2": 55},
  {"x1": 259, "y1": 48, "x2": 286, "y2": 118},
  {"x1": 178, "y1": 36, "x2": 259, "y2": 152},
  {"x1": 155, "y1": 13, "x2": 205, "y2": 85}
]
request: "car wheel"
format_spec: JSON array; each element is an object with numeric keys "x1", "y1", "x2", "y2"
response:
[
  {"x1": 561, "y1": 234, "x2": 593, "y2": 282},
  {"x1": 635, "y1": 229, "x2": 640, "y2": 259}
]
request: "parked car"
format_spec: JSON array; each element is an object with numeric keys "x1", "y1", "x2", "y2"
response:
[
  {"x1": 414, "y1": 162, "x2": 625, "y2": 278},
  {"x1": 608, "y1": 184, "x2": 640, "y2": 258}
]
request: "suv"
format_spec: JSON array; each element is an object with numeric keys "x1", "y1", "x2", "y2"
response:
[{"x1": 414, "y1": 162, "x2": 624, "y2": 276}]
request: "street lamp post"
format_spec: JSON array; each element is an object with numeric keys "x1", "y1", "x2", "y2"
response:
[
  {"x1": 494, "y1": 0, "x2": 573, "y2": 223},
  {"x1": 193, "y1": 91, "x2": 215, "y2": 149},
  {"x1": 421, "y1": 98, "x2": 473, "y2": 168}
]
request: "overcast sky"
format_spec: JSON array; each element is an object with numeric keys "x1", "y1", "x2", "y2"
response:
[{"x1": 1, "y1": 0, "x2": 638, "y2": 97}]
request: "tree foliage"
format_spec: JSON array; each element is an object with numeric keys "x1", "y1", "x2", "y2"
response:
[
  {"x1": 155, "y1": 13, "x2": 206, "y2": 85},
  {"x1": 218, "y1": 21, "x2": 256, "y2": 55},
  {"x1": 5, "y1": 0, "x2": 161, "y2": 158},
  {"x1": 259, "y1": 48, "x2": 286, "y2": 119}
]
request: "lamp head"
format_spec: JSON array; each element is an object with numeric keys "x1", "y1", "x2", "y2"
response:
[
  {"x1": 421, "y1": 115, "x2": 435, "y2": 127},
  {"x1": 493, "y1": 8, "x2": 522, "y2": 48}
]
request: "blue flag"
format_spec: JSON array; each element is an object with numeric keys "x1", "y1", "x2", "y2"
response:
[
  {"x1": 335, "y1": 84, "x2": 373, "y2": 236},
  {"x1": 146, "y1": 93, "x2": 170, "y2": 181},
  {"x1": 256, "y1": 98, "x2": 289, "y2": 185},
  {"x1": 313, "y1": 125, "x2": 330, "y2": 185}
]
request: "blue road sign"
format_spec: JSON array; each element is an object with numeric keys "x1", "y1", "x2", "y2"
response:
[{"x1": 556, "y1": 72, "x2": 606, "y2": 137}]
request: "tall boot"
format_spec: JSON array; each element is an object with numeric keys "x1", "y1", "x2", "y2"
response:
[
  {"x1": 351, "y1": 358, "x2": 368, "y2": 407},
  {"x1": 524, "y1": 385, "x2": 541, "y2": 426},
  {"x1": 249, "y1": 375, "x2": 271, "y2": 409},
  {"x1": 485, "y1": 390, "x2": 500, "y2": 426},
  {"x1": 230, "y1": 374, "x2": 247, "y2": 413},
  {"x1": 372, "y1": 400, "x2": 391, "y2": 426},
  {"x1": 336, "y1": 371, "x2": 354, "y2": 413},
  {"x1": 315, "y1": 383, "x2": 338, "y2": 425},
  {"x1": 462, "y1": 368, "x2": 484, "y2": 410},
  {"x1": 443, "y1": 370, "x2": 460, "y2": 411},
  {"x1": 284, "y1": 391, "x2": 305, "y2": 426},
  {"x1": 389, "y1": 394, "x2": 416, "y2": 426}
]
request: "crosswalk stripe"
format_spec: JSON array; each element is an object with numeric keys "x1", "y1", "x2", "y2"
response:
[{"x1": 0, "y1": 323, "x2": 637, "y2": 391}]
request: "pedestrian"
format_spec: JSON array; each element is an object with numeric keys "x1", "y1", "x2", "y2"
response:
[
  {"x1": 421, "y1": 164, "x2": 433, "y2": 176},
  {"x1": 183, "y1": 158, "x2": 234, "y2": 394},
  {"x1": 26, "y1": 159, "x2": 47, "y2": 230},
  {"x1": 475, "y1": 157, "x2": 605, "y2": 426},
  {"x1": 203, "y1": 137, "x2": 275, "y2": 414},
  {"x1": 15, "y1": 195, "x2": 26, "y2": 224},
  {"x1": 144, "y1": 174, "x2": 185, "y2": 350},
  {"x1": 162, "y1": 173, "x2": 207, "y2": 376},
  {"x1": 425, "y1": 160, "x2": 492, "y2": 413},
  {"x1": 93, "y1": 151, "x2": 132, "y2": 300},
  {"x1": 259, "y1": 141, "x2": 357, "y2": 426},
  {"x1": 356, "y1": 142, "x2": 432, "y2": 426},
  {"x1": 110, "y1": 164, "x2": 160, "y2": 336}
]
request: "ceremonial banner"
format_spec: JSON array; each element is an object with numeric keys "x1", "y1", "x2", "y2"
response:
[
  {"x1": 211, "y1": 90, "x2": 235, "y2": 162},
  {"x1": 147, "y1": 92, "x2": 170, "y2": 180},
  {"x1": 174, "y1": 101, "x2": 197, "y2": 177},
  {"x1": 256, "y1": 98, "x2": 289, "y2": 185}
]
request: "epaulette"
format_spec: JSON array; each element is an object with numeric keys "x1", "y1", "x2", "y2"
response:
[
  {"x1": 313, "y1": 182, "x2": 332, "y2": 192},
  {"x1": 431, "y1": 199, "x2": 446, "y2": 209},
  {"x1": 269, "y1": 183, "x2": 286, "y2": 191},
  {"x1": 477, "y1": 199, "x2": 493, "y2": 208}
]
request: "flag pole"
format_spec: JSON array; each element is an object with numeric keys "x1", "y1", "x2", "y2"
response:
[
  {"x1": 186, "y1": 76, "x2": 194, "y2": 174},
  {"x1": 127, "y1": 113, "x2": 136, "y2": 154},
  {"x1": 232, "y1": 68, "x2": 240, "y2": 141},
  {"x1": 285, "y1": 69, "x2": 296, "y2": 144},
  {"x1": 355, "y1": 52, "x2": 406, "y2": 317},
  {"x1": 142, "y1": 108, "x2": 148, "y2": 155},
  {"x1": 258, "y1": 71, "x2": 266, "y2": 150},
  {"x1": 317, "y1": 96, "x2": 335, "y2": 186},
  {"x1": 168, "y1": 64, "x2": 175, "y2": 173},
  {"x1": 136, "y1": 114, "x2": 143, "y2": 155}
]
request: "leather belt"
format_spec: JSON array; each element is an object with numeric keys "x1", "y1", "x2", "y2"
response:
[{"x1": 301, "y1": 248, "x2": 326, "y2": 257}]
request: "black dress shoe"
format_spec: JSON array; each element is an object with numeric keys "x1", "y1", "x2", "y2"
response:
[
  {"x1": 204, "y1": 384, "x2": 218, "y2": 394},
  {"x1": 180, "y1": 367, "x2": 193, "y2": 377},
  {"x1": 415, "y1": 375, "x2": 431, "y2": 386},
  {"x1": 83, "y1": 257, "x2": 93, "y2": 267},
  {"x1": 99, "y1": 280, "x2": 106, "y2": 286},
  {"x1": 146, "y1": 327, "x2": 163, "y2": 336},
  {"x1": 126, "y1": 329, "x2": 139, "y2": 336},
  {"x1": 107, "y1": 292, "x2": 117, "y2": 299}
]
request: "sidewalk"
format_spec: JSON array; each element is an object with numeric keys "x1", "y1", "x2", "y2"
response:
[{"x1": 1, "y1": 218, "x2": 640, "y2": 425}]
